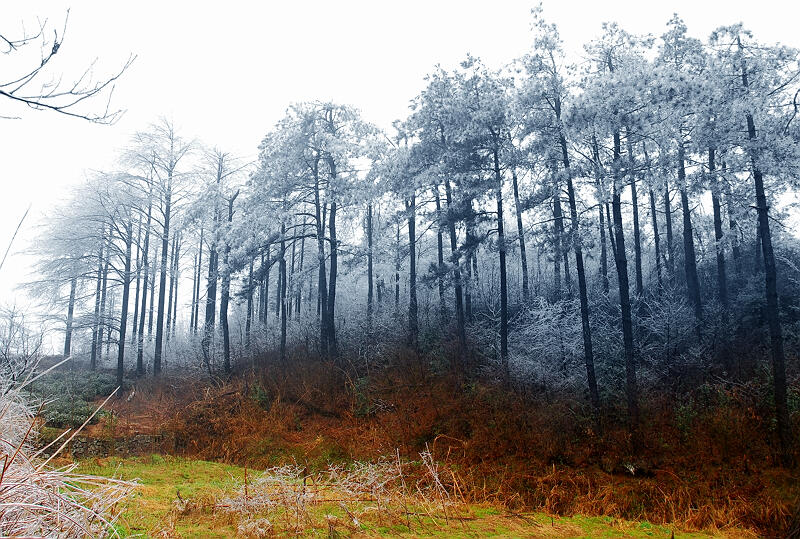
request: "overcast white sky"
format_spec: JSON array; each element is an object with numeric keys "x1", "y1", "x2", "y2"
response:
[{"x1": 1, "y1": 0, "x2": 799, "y2": 310}]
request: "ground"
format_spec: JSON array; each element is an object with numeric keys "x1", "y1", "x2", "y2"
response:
[{"x1": 76, "y1": 455, "x2": 750, "y2": 538}]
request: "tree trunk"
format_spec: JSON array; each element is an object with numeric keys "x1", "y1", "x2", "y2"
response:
[
  {"x1": 664, "y1": 177, "x2": 675, "y2": 279},
  {"x1": 190, "y1": 252, "x2": 198, "y2": 333},
  {"x1": 444, "y1": 176, "x2": 467, "y2": 368},
  {"x1": 220, "y1": 194, "x2": 237, "y2": 374},
  {"x1": 612, "y1": 130, "x2": 639, "y2": 449},
  {"x1": 723, "y1": 160, "x2": 742, "y2": 277},
  {"x1": 193, "y1": 227, "x2": 203, "y2": 334},
  {"x1": 626, "y1": 130, "x2": 644, "y2": 297},
  {"x1": 116, "y1": 219, "x2": 134, "y2": 390},
  {"x1": 407, "y1": 195, "x2": 419, "y2": 348},
  {"x1": 258, "y1": 252, "x2": 266, "y2": 324},
  {"x1": 290, "y1": 222, "x2": 299, "y2": 320},
  {"x1": 98, "y1": 234, "x2": 110, "y2": 365},
  {"x1": 246, "y1": 257, "x2": 253, "y2": 351},
  {"x1": 296, "y1": 229, "x2": 305, "y2": 317},
  {"x1": 171, "y1": 232, "x2": 180, "y2": 337},
  {"x1": 434, "y1": 188, "x2": 447, "y2": 323},
  {"x1": 153, "y1": 176, "x2": 172, "y2": 377},
  {"x1": 709, "y1": 148, "x2": 729, "y2": 312},
  {"x1": 552, "y1": 194, "x2": 562, "y2": 301},
  {"x1": 136, "y1": 201, "x2": 152, "y2": 377},
  {"x1": 220, "y1": 251, "x2": 231, "y2": 373},
  {"x1": 166, "y1": 232, "x2": 176, "y2": 339},
  {"x1": 492, "y1": 145, "x2": 509, "y2": 383},
  {"x1": 641, "y1": 144, "x2": 662, "y2": 294},
  {"x1": 202, "y1": 222, "x2": 219, "y2": 373},
  {"x1": 327, "y1": 198, "x2": 339, "y2": 358},
  {"x1": 678, "y1": 140, "x2": 703, "y2": 335},
  {"x1": 90, "y1": 241, "x2": 104, "y2": 370},
  {"x1": 63, "y1": 275, "x2": 77, "y2": 357},
  {"x1": 598, "y1": 202, "x2": 609, "y2": 293},
  {"x1": 279, "y1": 221, "x2": 288, "y2": 363},
  {"x1": 592, "y1": 138, "x2": 609, "y2": 294},
  {"x1": 131, "y1": 216, "x2": 142, "y2": 344},
  {"x1": 367, "y1": 203, "x2": 374, "y2": 331},
  {"x1": 313, "y1": 158, "x2": 328, "y2": 356},
  {"x1": 264, "y1": 246, "x2": 272, "y2": 326},
  {"x1": 649, "y1": 188, "x2": 663, "y2": 293},
  {"x1": 148, "y1": 247, "x2": 156, "y2": 336},
  {"x1": 511, "y1": 168, "x2": 529, "y2": 303},
  {"x1": 740, "y1": 40, "x2": 792, "y2": 460},
  {"x1": 395, "y1": 223, "x2": 400, "y2": 312},
  {"x1": 561, "y1": 133, "x2": 600, "y2": 416}
]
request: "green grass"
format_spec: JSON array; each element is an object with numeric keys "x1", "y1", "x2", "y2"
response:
[{"x1": 77, "y1": 456, "x2": 747, "y2": 538}]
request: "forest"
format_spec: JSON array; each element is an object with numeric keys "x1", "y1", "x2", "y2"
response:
[{"x1": 2, "y1": 5, "x2": 800, "y2": 538}]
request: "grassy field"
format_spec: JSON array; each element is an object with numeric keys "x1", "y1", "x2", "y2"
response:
[{"x1": 77, "y1": 455, "x2": 752, "y2": 538}]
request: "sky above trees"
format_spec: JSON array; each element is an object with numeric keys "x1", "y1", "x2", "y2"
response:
[{"x1": 1, "y1": 0, "x2": 799, "y2": 306}]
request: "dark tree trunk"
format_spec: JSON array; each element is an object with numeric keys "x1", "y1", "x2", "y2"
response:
[
  {"x1": 407, "y1": 195, "x2": 419, "y2": 348},
  {"x1": 117, "y1": 219, "x2": 134, "y2": 390},
  {"x1": 327, "y1": 198, "x2": 339, "y2": 358},
  {"x1": 664, "y1": 177, "x2": 675, "y2": 279},
  {"x1": 288, "y1": 220, "x2": 297, "y2": 320},
  {"x1": 264, "y1": 246, "x2": 272, "y2": 326},
  {"x1": 394, "y1": 223, "x2": 400, "y2": 311},
  {"x1": 63, "y1": 275, "x2": 77, "y2": 357},
  {"x1": 625, "y1": 130, "x2": 644, "y2": 297},
  {"x1": 166, "y1": 232, "x2": 176, "y2": 340},
  {"x1": 148, "y1": 247, "x2": 156, "y2": 336},
  {"x1": 220, "y1": 193, "x2": 238, "y2": 374},
  {"x1": 553, "y1": 181, "x2": 571, "y2": 299},
  {"x1": 678, "y1": 140, "x2": 703, "y2": 335},
  {"x1": 171, "y1": 232, "x2": 180, "y2": 337},
  {"x1": 367, "y1": 203, "x2": 374, "y2": 330},
  {"x1": 131, "y1": 217, "x2": 142, "y2": 345},
  {"x1": 220, "y1": 258, "x2": 231, "y2": 374},
  {"x1": 552, "y1": 194, "x2": 563, "y2": 301},
  {"x1": 296, "y1": 232, "x2": 304, "y2": 317},
  {"x1": 98, "y1": 234, "x2": 110, "y2": 365},
  {"x1": 275, "y1": 245, "x2": 282, "y2": 318},
  {"x1": 136, "y1": 200, "x2": 152, "y2": 377},
  {"x1": 153, "y1": 176, "x2": 172, "y2": 377},
  {"x1": 90, "y1": 241, "x2": 104, "y2": 370},
  {"x1": 612, "y1": 130, "x2": 639, "y2": 449},
  {"x1": 202, "y1": 218, "x2": 219, "y2": 374},
  {"x1": 511, "y1": 168, "x2": 529, "y2": 303},
  {"x1": 444, "y1": 176, "x2": 467, "y2": 367},
  {"x1": 246, "y1": 257, "x2": 253, "y2": 351},
  {"x1": 313, "y1": 158, "x2": 328, "y2": 356},
  {"x1": 193, "y1": 227, "x2": 203, "y2": 334},
  {"x1": 560, "y1": 133, "x2": 600, "y2": 416},
  {"x1": 592, "y1": 138, "x2": 609, "y2": 293},
  {"x1": 644, "y1": 143, "x2": 662, "y2": 293},
  {"x1": 740, "y1": 39, "x2": 792, "y2": 460},
  {"x1": 434, "y1": 188, "x2": 447, "y2": 323},
  {"x1": 710, "y1": 148, "x2": 731, "y2": 371},
  {"x1": 598, "y1": 201, "x2": 609, "y2": 293},
  {"x1": 279, "y1": 221, "x2": 288, "y2": 363},
  {"x1": 709, "y1": 149, "x2": 729, "y2": 312},
  {"x1": 258, "y1": 252, "x2": 266, "y2": 324},
  {"x1": 723, "y1": 160, "x2": 742, "y2": 276},
  {"x1": 492, "y1": 145, "x2": 509, "y2": 383},
  {"x1": 554, "y1": 138, "x2": 599, "y2": 408},
  {"x1": 649, "y1": 188, "x2": 663, "y2": 292},
  {"x1": 190, "y1": 252, "x2": 198, "y2": 333}
]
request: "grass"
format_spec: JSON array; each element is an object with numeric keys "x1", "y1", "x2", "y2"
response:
[{"x1": 77, "y1": 455, "x2": 751, "y2": 538}]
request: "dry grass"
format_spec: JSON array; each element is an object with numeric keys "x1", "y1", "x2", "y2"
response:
[
  {"x1": 1, "y1": 365, "x2": 134, "y2": 538},
  {"x1": 96, "y1": 356, "x2": 799, "y2": 537}
]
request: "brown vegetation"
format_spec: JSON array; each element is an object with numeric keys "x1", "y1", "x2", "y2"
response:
[{"x1": 94, "y1": 351, "x2": 800, "y2": 537}]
